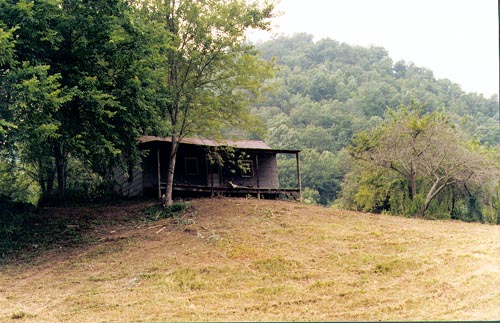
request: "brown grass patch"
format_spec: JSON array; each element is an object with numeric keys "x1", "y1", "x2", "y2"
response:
[{"x1": 1, "y1": 197, "x2": 500, "y2": 321}]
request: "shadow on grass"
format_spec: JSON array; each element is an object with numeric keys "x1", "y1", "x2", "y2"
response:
[
  {"x1": 0, "y1": 197, "x2": 92, "y2": 265},
  {"x1": 0, "y1": 197, "x2": 190, "y2": 265}
]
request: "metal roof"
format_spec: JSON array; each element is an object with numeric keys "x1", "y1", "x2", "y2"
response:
[{"x1": 137, "y1": 136, "x2": 300, "y2": 153}]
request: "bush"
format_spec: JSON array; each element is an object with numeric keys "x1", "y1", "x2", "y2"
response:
[
  {"x1": 302, "y1": 187, "x2": 320, "y2": 204},
  {"x1": 141, "y1": 202, "x2": 190, "y2": 221},
  {"x1": 0, "y1": 196, "x2": 34, "y2": 257},
  {"x1": 0, "y1": 195, "x2": 84, "y2": 261},
  {"x1": 0, "y1": 159, "x2": 40, "y2": 205}
]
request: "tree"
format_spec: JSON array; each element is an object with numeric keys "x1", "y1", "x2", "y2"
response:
[
  {"x1": 254, "y1": 35, "x2": 499, "y2": 211},
  {"x1": 138, "y1": 0, "x2": 276, "y2": 206},
  {"x1": 0, "y1": 25, "x2": 16, "y2": 143},
  {"x1": 9, "y1": 65, "x2": 70, "y2": 200},
  {"x1": 0, "y1": 0, "x2": 156, "y2": 203},
  {"x1": 348, "y1": 106, "x2": 500, "y2": 217}
]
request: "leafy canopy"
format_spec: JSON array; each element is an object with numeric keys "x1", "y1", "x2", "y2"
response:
[{"x1": 343, "y1": 105, "x2": 500, "y2": 219}]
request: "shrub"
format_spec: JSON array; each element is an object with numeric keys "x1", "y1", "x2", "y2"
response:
[
  {"x1": 141, "y1": 202, "x2": 190, "y2": 221},
  {"x1": 0, "y1": 196, "x2": 35, "y2": 258},
  {"x1": 0, "y1": 195, "x2": 84, "y2": 262}
]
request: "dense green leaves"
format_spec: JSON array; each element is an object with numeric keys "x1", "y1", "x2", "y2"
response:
[
  {"x1": 0, "y1": 0, "x2": 161, "y2": 203},
  {"x1": 343, "y1": 107, "x2": 500, "y2": 219},
  {"x1": 254, "y1": 34, "x2": 500, "y2": 217}
]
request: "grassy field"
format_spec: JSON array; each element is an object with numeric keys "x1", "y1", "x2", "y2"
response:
[{"x1": 1, "y1": 197, "x2": 499, "y2": 322}]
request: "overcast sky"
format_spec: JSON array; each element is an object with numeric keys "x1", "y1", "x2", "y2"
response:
[{"x1": 248, "y1": 0, "x2": 499, "y2": 97}]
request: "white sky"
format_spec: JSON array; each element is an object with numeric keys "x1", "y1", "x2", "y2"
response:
[{"x1": 248, "y1": 0, "x2": 499, "y2": 97}]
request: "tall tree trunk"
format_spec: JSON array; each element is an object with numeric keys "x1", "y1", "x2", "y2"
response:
[
  {"x1": 163, "y1": 2, "x2": 178, "y2": 207},
  {"x1": 46, "y1": 166, "x2": 55, "y2": 198},
  {"x1": 38, "y1": 157, "x2": 56, "y2": 201},
  {"x1": 164, "y1": 133, "x2": 179, "y2": 206},
  {"x1": 449, "y1": 188, "x2": 456, "y2": 218},
  {"x1": 54, "y1": 142, "x2": 66, "y2": 203},
  {"x1": 38, "y1": 159, "x2": 48, "y2": 198}
]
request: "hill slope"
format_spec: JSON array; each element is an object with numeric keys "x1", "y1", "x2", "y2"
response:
[
  {"x1": 1, "y1": 198, "x2": 500, "y2": 321},
  {"x1": 252, "y1": 34, "x2": 500, "y2": 206}
]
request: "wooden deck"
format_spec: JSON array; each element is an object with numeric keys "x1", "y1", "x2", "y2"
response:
[{"x1": 171, "y1": 183, "x2": 301, "y2": 200}]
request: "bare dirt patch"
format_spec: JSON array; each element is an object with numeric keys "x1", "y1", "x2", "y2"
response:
[{"x1": 1, "y1": 198, "x2": 499, "y2": 321}]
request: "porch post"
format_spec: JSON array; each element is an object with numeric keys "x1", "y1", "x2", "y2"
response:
[
  {"x1": 208, "y1": 153, "x2": 214, "y2": 197},
  {"x1": 295, "y1": 152, "x2": 302, "y2": 202},
  {"x1": 255, "y1": 154, "x2": 260, "y2": 199}
]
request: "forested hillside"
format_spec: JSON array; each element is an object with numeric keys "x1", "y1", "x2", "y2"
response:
[
  {"x1": 2, "y1": 0, "x2": 499, "y2": 225},
  {"x1": 252, "y1": 34, "x2": 500, "y2": 222}
]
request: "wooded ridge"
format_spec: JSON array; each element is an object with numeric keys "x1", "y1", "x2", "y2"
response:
[
  {"x1": 1, "y1": 3, "x2": 499, "y2": 223},
  {"x1": 252, "y1": 34, "x2": 500, "y2": 222}
]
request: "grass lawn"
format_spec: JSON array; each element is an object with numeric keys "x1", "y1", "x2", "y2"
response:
[{"x1": 1, "y1": 197, "x2": 499, "y2": 321}]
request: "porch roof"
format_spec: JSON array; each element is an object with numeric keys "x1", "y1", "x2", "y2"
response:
[{"x1": 137, "y1": 136, "x2": 300, "y2": 154}]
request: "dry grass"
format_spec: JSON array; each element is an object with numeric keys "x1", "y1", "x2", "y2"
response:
[{"x1": 1, "y1": 198, "x2": 499, "y2": 322}]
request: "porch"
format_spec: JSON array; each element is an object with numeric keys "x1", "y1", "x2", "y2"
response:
[{"x1": 138, "y1": 136, "x2": 302, "y2": 201}]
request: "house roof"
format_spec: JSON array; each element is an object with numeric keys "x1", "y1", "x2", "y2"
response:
[{"x1": 137, "y1": 136, "x2": 300, "y2": 154}]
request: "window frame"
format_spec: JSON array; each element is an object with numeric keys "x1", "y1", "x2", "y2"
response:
[
  {"x1": 239, "y1": 159, "x2": 254, "y2": 178},
  {"x1": 184, "y1": 156, "x2": 199, "y2": 176}
]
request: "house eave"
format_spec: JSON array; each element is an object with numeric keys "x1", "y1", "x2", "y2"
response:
[{"x1": 137, "y1": 135, "x2": 300, "y2": 154}]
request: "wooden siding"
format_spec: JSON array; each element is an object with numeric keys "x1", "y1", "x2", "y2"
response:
[
  {"x1": 113, "y1": 164, "x2": 143, "y2": 197},
  {"x1": 217, "y1": 152, "x2": 279, "y2": 189},
  {"x1": 257, "y1": 153, "x2": 280, "y2": 189},
  {"x1": 114, "y1": 139, "x2": 295, "y2": 199},
  {"x1": 173, "y1": 145, "x2": 209, "y2": 186},
  {"x1": 141, "y1": 142, "x2": 160, "y2": 192}
]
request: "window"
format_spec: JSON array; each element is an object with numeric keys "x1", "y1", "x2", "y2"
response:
[
  {"x1": 185, "y1": 157, "x2": 199, "y2": 176},
  {"x1": 239, "y1": 160, "x2": 253, "y2": 178}
]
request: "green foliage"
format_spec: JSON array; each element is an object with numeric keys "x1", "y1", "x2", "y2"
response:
[
  {"x1": 386, "y1": 179, "x2": 418, "y2": 217},
  {"x1": 341, "y1": 104, "x2": 500, "y2": 221},
  {"x1": 0, "y1": 154, "x2": 40, "y2": 205},
  {"x1": 337, "y1": 166, "x2": 389, "y2": 213},
  {"x1": 0, "y1": 0, "x2": 160, "y2": 204},
  {"x1": 302, "y1": 187, "x2": 320, "y2": 205},
  {"x1": 2, "y1": 7, "x2": 500, "y2": 227},
  {"x1": 277, "y1": 149, "x2": 345, "y2": 205},
  {"x1": 254, "y1": 34, "x2": 499, "y2": 213},
  {"x1": 141, "y1": 202, "x2": 190, "y2": 221},
  {"x1": 482, "y1": 205, "x2": 499, "y2": 224}
]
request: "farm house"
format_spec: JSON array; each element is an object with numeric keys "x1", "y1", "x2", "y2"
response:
[{"x1": 114, "y1": 136, "x2": 301, "y2": 200}]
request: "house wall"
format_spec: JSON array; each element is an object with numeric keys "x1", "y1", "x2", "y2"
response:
[
  {"x1": 141, "y1": 142, "x2": 162, "y2": 193},
  {"x1": 113, "y1": 164, "x2": 143, "y2": 197},
  {"x1": 218, "y1": 152, "x2": 279, "y2": 189},
  {"x1": 174, "y1": 145, "x2": 209, "y2": 186},
  {"x1": 114, "y1": 141, "x2": 282, "y2": 197},
  {"x1": 257, "y1": 153, "x2": 280, "y2": 189},
  {"x1": 140, "y1": 142, "x2": 209, "y2": 194}
]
